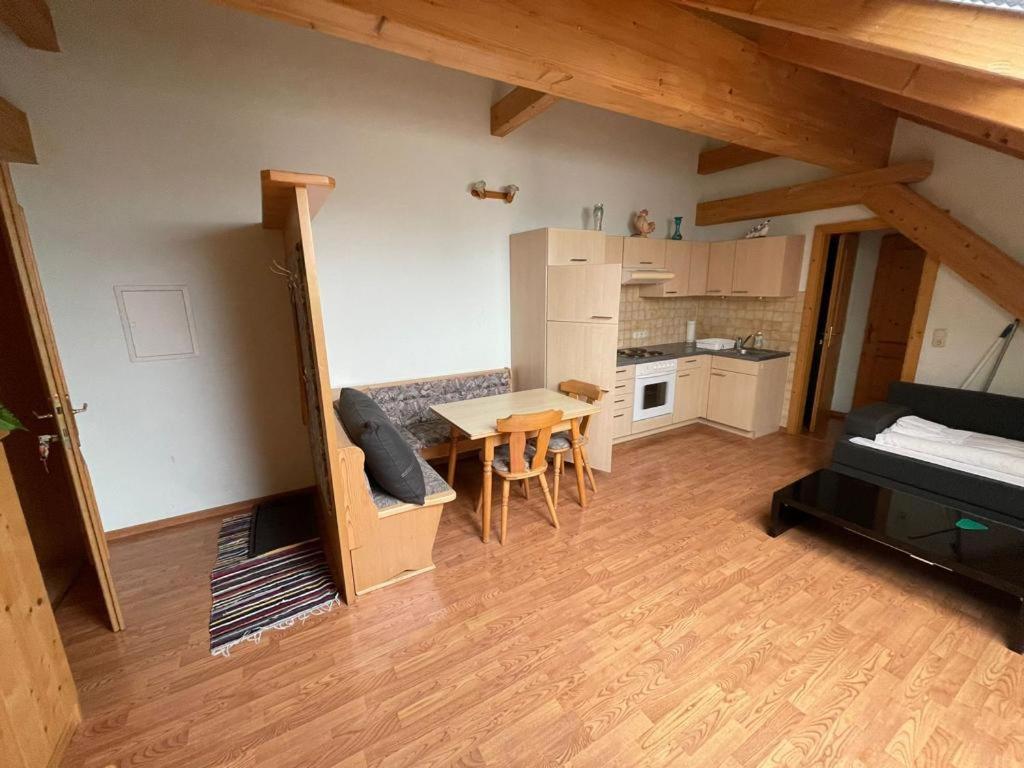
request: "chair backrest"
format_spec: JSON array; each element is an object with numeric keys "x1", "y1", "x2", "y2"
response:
[
  {"x1": 558, "y1": 379, "x2": 604, "y2": 436},
  {"x1": 496, "y1": 409, "x2": 563, "y2": 473}
]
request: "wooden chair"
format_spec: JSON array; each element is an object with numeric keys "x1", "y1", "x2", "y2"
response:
[
  {"x1": 547, "y1": 380, "x2": 603, "y2": 510},
  {"x1": 476, "y1": 409, "x2": 562, "y2": 544}
]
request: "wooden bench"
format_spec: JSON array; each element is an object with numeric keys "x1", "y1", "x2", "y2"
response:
[{"x1": 332, "y1": 416, "x2": 455, "y2": 595}]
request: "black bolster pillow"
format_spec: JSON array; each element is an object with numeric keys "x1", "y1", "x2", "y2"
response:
[{"x1": 844, "y1": 402, "x2": 913, "y2": 439}]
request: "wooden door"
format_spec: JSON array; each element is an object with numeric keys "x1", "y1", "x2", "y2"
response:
[
  {"x1": 545, "y1": 321, "x2": 617, "y2": 472},
  {"x1": 705, "y1": 241, "x2": 736, "y2": 295},
  {"x1": 808, "y1": 233, "x2": 859, "y2": 432},
  {"x1": 546, "y1": 264, "x2": 620, "y2": 323},
  {"x1": 688, "y1": 242, "x2": 709, "y2": 295},
  {"x1": 853, "y1": 234, "x2": 927, "y2": 407},
  {"x1": 0, "y1": 435, "x2": 80, "y2": 768},
  {"x1": 622, "y1": 237, "x2": 666, "y2": 270},
  {"x1": 731, "y1": 238, "x2": 767, "y2": 296},
  {"x1": 706, "y1": 369, "x2": 756, "y2": 430},
  {"x1": 0, "y1": 164, "x2": 123, "y2": 631}
]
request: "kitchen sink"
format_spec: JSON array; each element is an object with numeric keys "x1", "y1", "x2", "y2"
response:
[{"x1": 715, "y1": 348, "x2": 780, "y2": 361}]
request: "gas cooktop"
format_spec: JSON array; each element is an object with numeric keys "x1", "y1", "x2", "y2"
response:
[{"x1": 617, "y1": 347, "x2": 666, "y2": 359}]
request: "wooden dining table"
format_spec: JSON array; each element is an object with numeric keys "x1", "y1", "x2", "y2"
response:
[{"x1": 431, "y1": 388, "x2": 600, "y2": 543}]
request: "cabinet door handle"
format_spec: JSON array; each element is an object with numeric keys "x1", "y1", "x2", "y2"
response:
[
  {"x1": 640, "y1": 261, "x2": 653, "y2": 264},
  {"x1": 665, "y1": 290, "x2": 677, "y2": 294},
  {"x1": 613, "y1": 413, "x2": 624, "y2": 419},
  {"x1": 683, "y1": 358, "x2": 698, "y2": 363},
  {"x1": 591, "y1": 315, "x2": 613, "y2": 320},
  {"x1": 569, "y1": 258, "x2": 588, "y2": 262},
  {"x1": 732, "y1": 290, "x2": 749, "y2": 294},
  {"x1": 711, "y1": 372, "x2": 726, "y2": 377},
  {"x1": 706, "y1": 289, "x2": 721, "y2": 293},
  {"x1": 678, "y1": 373, "x2": 690, "y2": 378}
]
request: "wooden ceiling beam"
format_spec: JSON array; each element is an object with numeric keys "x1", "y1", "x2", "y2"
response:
[
  {"x1": 696, "y1": 160, "x2": 933, "y2": 226},
  {"x1": 864, "y1": 184, "x2": 1024, "y2": 319},
  {"x1": 0, "y1": 0, "x2": 60, "y2": 52},
  {"x1": 847, "y1": 84, "x2": 1024, "y2": 162},
  {"x1": 697, "y1": 144, "x2": 776, "y2": 175},
  {"x1": 675, "y1": 0, "x2": 1024, "y2": 82},
  {"x1": 759, "y1": 30, "x2": 1024, "y2": 134},
  {"x1": 215, "y1": 0, "x2": 897, "y2": 172},
  {"x1": 490, "y1": 87, "x2": 558, "y2": 138},
  {"x1": 261, "y1": 170, "x2": 335, "y2": 229},
  {"x1": 0, "y1": 98, "x2": 36, "y2": 164}
]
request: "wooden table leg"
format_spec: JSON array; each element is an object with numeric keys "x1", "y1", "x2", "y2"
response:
[
  {"x1": 481, "y1": 436, "x2": 494, "y2": 543},
  {"x1": 446, "y1": 426, "x2": 459, "y2": 486},
  {"x1": 570, "y1": 418, "x2": 587, "y2": 508}
]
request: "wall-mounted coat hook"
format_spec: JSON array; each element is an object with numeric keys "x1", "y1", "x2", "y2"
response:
[{"x1": 470, "y1": 181, "x2": 519, "y2": 204}]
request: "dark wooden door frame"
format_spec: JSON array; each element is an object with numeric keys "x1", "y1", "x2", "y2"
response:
[{"x1": 785, "y1": 217, "x2": 938, "y2": 435}]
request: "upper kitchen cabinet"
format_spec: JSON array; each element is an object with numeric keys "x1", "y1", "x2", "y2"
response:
[
  {"x1": 543, "y1": 228, "x2": 609, "y2": 265},
  {"x1": 547, "y1": 264, "x2": 620, "y2": 323},
  {"x1": 705, "y1": 241, "x2": 736, "y2": 295},
  {"x1": 731, "y1": 236, "x2": 803, "y2": 297},
  {"x1": 689, "y1": 242, "x2": 709, "y2": 295},
  {"x1": 640, "y1": 240, "x2": 690, "y2": 298},
  {"x1": 605, "y1": 235, "x2": 624, "y2": 264},
  {"x1": 622, "y1": 237, "x2": 666, "y2": 270}
]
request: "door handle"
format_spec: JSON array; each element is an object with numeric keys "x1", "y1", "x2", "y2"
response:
[
  {"x1": 711, "y1": 372, "x2": 726, "y2": 377},
  {"x1": 591, "y1": 315, "x2": 613, "y2": 320},
  {"x1": 825, "y1": 325, "x2": 834, "y2": 349},
  {"x1": 69, "y1": 402, "x2": 88, "y2": 415},
  {"x1": 33, "y1": 410, "x2": 54, "y2": 420},
  {"x1": 569, "y1": 258, "x2": 588, "y2": 262}
]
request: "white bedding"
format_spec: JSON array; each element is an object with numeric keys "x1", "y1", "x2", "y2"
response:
[{"x1": 849, "y1": 415, "x2": 1024, "y2": 489}]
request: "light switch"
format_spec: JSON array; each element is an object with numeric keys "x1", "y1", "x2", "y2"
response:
[{"x1": 931, "y1": 328, "x2": 947, "y2": 348}]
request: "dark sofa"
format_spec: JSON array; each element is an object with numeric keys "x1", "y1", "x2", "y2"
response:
[{"x1": 831, "y1": 382, "x2": 1024, "y2": 524}]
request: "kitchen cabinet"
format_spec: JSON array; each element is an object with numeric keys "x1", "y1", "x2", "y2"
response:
[
  {"x1": 622, "y1": 237, "x2": 667, "y2": 270},
  {"x1": 604, "y1": 235, "x2": 624, "y2": 264},
  {"x1": 706, "y1": 356, "x2": 789, "y2": 437},
  {"x1": 731, "y1": 236, "x2": 803, "y2": 297},
  {"x1": 543, "y1": 228, "x2": 608, "y2": 265},
  {"x1": 705, "y1": 241, "x2": 736, "y2": 295},
  {"x1": 639, "y1": 240, "x2": 690, "y2": 298},
  {"x1": 510, "y1": 228, "x2": 621, "y2": 471},
  {"x1": 547, "y1": 264, "x2": 620, "y2": 323},
  {"x1": 689, "y1": 242, "x2": 709, "y2": 295},
  {"x1": 673, "y1": 356, "x2": 710, "y2": 423}
]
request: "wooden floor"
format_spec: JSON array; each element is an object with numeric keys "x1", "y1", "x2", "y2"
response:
[{"x1": 56, "y1": 425, "x2": 1023, "y2": 767}]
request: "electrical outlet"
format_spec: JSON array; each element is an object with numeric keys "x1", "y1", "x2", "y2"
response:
[
  {"x1": 932, "y1": 328, "x2": 947, "y2": 348},
  {"x1": 632, "y1": 330, "x2": 649, "y2": 340}
]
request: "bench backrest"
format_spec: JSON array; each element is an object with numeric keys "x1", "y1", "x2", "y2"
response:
[{"x1": 354, "y1": 368, "x2": 512, "y2": 427}]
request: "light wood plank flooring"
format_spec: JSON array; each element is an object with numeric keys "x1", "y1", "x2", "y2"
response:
[{"x1": 56, "y1": 425, "x2": 1023, "y2": 767}]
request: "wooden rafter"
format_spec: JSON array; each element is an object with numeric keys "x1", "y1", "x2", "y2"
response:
[
  {"x1": 864, "y1": 184, "x2": 1024, "y2": 320},
  {"x1": 695, "y1": 160, "x2": 933, "y2": 226},
  {"x1": 759, "y1": 30, "x2": 1024, "y2": 134},
  {"x1": 847, "y1": 84, "x2": 1024, "y2": 162},
  {"x1": 0, "y1": 0, "x2": 60, "y2": 51},
  {"x1": 675, "y1": 0, "x2": 1024, "y2": 82},
  {"x1": 215, "y1": 0, "x2": 897, "y2": 171},
  {"x1": 260, "y1": 170, "x2": 335, "y2": 229},
  {"x1": 0, "y1": 98, "x2": 36, "y2": 164},
  {"x1": 697, "y1": 144, "x2": 775, "y2": 175},
  {"x1": 490, "y1": 87, "x2": 558, "y2": 138}
]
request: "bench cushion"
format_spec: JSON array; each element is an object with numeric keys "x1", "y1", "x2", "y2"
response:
[
  {"x1": 400, "y1": 418, "x2": 452, "y2": 450},
  {"x1": 336, "y1": 388, "x2": 426, "y2": 505},
  {"x1": 367, "y1": 369, "x2": 511, "y2": 427},
  {"x1": 369, "y1": 455, "x2": 453, "y2": 511}
]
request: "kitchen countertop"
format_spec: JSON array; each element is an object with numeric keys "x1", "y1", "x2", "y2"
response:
[{"x1": 616, "y1": 342, "x2": 789, "y2": 367}]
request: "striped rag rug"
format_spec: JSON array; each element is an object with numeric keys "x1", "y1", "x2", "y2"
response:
[{"x1": 209, "y1": 512, "x2": 339, "y2": 656}]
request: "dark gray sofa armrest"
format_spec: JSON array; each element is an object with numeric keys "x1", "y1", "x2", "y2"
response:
[{"x1": 844, "y1": 402, "x2": 912, "y2": 439}]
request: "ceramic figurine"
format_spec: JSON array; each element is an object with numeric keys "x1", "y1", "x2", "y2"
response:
[
  {"x1": 744, "y1": 218, "x2": 771, "y2": 239},
  {"x1": 593, "y1": 203, "x2": 604, "y2": 231},
  {"x1": 671, "y1": 216, "x2": 683, "y2": 240},
  {"x1": 632, "y1": 209, "x2": 656, "y2": 238}
]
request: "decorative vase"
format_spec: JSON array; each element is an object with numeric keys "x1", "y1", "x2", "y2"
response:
[
  {"x1": 593, "y1": 203, "x2": 604, "y2": 231},
  {"x1": 671, "y1": 216, "x2": 683, "y2": 240}
]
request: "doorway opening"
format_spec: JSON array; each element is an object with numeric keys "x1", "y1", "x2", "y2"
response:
[{"x1": 787, "y1": 219, "x2": 938, "y2": 436}]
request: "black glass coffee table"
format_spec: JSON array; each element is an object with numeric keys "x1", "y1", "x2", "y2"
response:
[{"x1": 771, "y1": 468, "x2": 1024, "y2": 654}]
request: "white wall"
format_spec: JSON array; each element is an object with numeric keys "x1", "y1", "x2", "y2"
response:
[
  {"x1": 831, "y1": 231, "x2": 883, "y2": 412},
  {"x1": 0, "y1": 0, "x2": 703, "y2": 530}
]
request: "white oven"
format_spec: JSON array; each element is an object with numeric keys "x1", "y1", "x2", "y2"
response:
[{"x1": 633, "y1": 358, "x2": 677, "y2": 421}]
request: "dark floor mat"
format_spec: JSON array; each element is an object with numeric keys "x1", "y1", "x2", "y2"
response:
[{"x1": 249, "y1": 490, "x2": 319, "y2": 557}]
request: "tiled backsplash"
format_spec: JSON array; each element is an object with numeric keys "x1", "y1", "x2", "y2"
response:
[{"x1": 618, "y1": 286, "x2": 805, "y2": 423}]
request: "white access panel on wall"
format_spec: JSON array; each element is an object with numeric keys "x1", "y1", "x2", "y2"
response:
[{"x1": 114, "y1": 285, "x2": 199, "y2": 362}]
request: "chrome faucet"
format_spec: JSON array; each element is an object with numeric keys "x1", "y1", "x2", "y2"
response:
[{"x1": 735, "y1": 334, "x2": 754, "y2": 350}]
